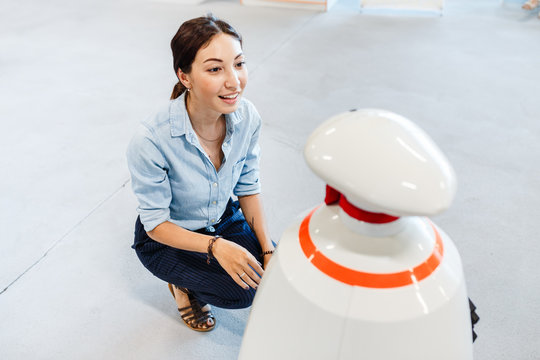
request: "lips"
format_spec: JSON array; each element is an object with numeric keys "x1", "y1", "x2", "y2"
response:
[
  {"x1": 219, "y1": 93, "x2": 240, "y2": 104},
  {"x1": 219, "y1": 93, "x2": 238, "y2": 99}
]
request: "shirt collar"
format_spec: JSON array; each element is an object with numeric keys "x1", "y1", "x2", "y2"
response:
[{"x1": 169, "y1": 92, "x2": 243, "y2": 138}]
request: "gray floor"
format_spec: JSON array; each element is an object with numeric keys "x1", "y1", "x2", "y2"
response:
[{"x1": 1, "y1": 0, "x2": 539, "y2": 358}]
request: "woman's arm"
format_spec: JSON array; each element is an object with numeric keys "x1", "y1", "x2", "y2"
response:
[
  {"x1": 148, "y1": 221, "x2": 212, "y2": 252},
  {"x1": 148, "y1": 221, "x2": 264, "y2": 289},
  {"x1": 238, "y1": 194, "x2": 275, "y2": 268}
]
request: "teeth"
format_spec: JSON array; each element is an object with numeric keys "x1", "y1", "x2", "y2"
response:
[{"x1": 221, "y1": 94, "x2": 238, "y2": 99}]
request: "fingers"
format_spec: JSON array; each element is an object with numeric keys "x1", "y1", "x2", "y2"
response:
[
  {"x1": 247, "y1": 256, "x2": 265, "y2": 277},
  {"x1": 235, "y1": 262, "x2": 262, "y2": 290},
  {"x1": 246, "y1": 265, "x2": 262, "y2": 284},
  {"x1": 234, "y1": 256, "x2": 264, "y2": 290},
  {"x1": 238, "y1": 272, "x2": 258, "y2": 290},
  {"x1": 233, "y1": 272, "x2": 250, "y2": 290},
  {"x1": 215, "y1": 239, "x2": 266, "y2": 290}
]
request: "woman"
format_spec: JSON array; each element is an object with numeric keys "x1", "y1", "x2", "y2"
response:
[{"x1": 126, "y1": 15, "x2": 274, "y2": 332}]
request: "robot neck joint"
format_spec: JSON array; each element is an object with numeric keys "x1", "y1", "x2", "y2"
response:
[{"x1": 325, "y1": 185, "x2": 400, "y2": 224}]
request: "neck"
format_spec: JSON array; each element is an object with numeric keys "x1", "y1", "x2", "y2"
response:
[{"x1": 185, "y1": 93, "x2": 222, "y2": 128}]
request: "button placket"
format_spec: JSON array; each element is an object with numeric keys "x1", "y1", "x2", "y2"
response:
[{"x1": 209, "y1": 179, "x2": 219, "y2": 226}]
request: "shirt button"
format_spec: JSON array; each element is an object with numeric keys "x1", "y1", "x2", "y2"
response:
[
  {"x1": 212, "y1": 201, "x2": 217, "y2": 205},
  {"x1": 213, "y1": 182, "x2": 218, "y2": 187},
  {"x1": 211, "y1": 218, "x2": 216, "y2": 223}
]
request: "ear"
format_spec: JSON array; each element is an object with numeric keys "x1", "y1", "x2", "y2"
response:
[{"x1": 177, "y1": 69, "x2": 191, "y2": 89}]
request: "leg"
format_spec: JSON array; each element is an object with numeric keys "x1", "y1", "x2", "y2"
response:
[
  {"x1": 133, "y1": 217, "x2": 216, "y2": 329},
  {"x1": 189, "y1": 201, "x2": 263, "y2": 308},
  {"x1": 132, "y1": 203, "x2": 263, "y2": 309},
  {"x1": 133, "y1": 216, "x2": 219, "y2": 302},
  {"x1": 169, "y1": 283, "x2": 215, "y2": 331}
]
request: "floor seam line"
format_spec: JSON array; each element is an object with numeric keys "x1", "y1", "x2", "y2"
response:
[{"x1": 0, "y1": 178, "x2": 131, "y2": 295}]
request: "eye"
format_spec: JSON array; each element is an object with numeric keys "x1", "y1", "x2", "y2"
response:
[
  {"x1": 208, "y1": 67, "x2": 221, "y2": 73},
  {"x1": 235, "y1": 61, "x2": 246, "y2": 68}
]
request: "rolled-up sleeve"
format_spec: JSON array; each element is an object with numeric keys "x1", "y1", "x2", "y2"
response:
[
  {"x1": 126, "y1": 125, "x2": 172, "y2": 232},
  {"x1": 234, "y1": 107, "x2": 262, "y2": 197}
]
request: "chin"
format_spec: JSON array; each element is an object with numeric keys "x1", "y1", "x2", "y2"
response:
[{"x1": 217, "y1": 99, "x2": 242, "y2": 114}]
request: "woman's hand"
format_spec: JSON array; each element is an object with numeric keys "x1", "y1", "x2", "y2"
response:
[
  {"x1": 212, "y1": 238, "x2": 264, "y2": 290},
  {"x1": 262, "y1": 252, "x2": 273, "y2": 270}
]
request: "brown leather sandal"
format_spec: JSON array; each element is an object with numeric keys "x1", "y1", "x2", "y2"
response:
[{"x1": 168, "y1": 283, "x2": 216, "y2": 332}]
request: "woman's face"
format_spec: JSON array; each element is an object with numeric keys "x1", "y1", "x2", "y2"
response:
[{"x1": 180, "y1": 33, "x2": 248, "y2": 118}]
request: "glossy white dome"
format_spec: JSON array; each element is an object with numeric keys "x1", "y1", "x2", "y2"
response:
[{"x1": 304, "y1": 109, "x2": 456, "y2": 216}]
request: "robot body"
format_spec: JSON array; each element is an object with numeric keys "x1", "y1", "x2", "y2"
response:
[
  {"x1": 240, "y1": 109, "x2": 475, "y2": 359},
  {"x1": 240, "y1": 206, "x2": 472, "y2": 359}
]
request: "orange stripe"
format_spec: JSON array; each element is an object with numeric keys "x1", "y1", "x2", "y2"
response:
[{"x1": 299, "y1": 206, "x2": 444, "y2": 288}]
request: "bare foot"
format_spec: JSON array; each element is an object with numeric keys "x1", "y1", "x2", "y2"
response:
[{"x1": 172, "y1": 285, "x2": 215, "y2": 329}]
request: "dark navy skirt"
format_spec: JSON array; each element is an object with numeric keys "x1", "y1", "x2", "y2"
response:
[{"x1": 132, "y1": 199, "x2": 263, "y2": 309}]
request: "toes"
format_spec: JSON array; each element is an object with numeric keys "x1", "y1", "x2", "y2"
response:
[{"x1": 196, "y1": 320, "x2": 212, "y2": 329}]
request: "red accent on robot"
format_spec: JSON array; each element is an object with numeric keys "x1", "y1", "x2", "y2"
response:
[{"x1": 325, "y1": 185, "x2": 399, "y2": 224}]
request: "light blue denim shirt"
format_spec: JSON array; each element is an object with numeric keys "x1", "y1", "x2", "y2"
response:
[{"x1": 126, "y1": 93, "x2": 261, "y2": 232}]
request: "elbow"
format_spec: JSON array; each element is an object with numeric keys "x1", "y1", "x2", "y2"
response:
[
  {"x1": 143, "y1": 217, "x2": 170, "y2": 240},
  {"x1": 146, "y1": 222, "x2": 164, "y2": 241}
]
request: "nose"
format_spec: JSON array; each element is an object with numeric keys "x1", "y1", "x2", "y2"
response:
[{"x1": 225, "y1": 68, "x2": 241, "y2": 89}]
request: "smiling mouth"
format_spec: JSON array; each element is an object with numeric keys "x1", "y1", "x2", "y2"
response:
[{"x1": 219, "y1": 93, "x2": 239, "y2": 100}]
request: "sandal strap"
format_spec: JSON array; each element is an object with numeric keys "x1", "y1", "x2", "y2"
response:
[
  {"x1": 179, "y1": 308, "x2": 197, "y2": 318},
  {"x1": 172, "y1": 288, "x2": 215, "y2": 329},
  {"x1": 181, "y1": 311, "x2": 214, "y2": 327},
  {"x1": 178, "y1": 304, "x2": 195, "y2": 312},
  {"x1": 178, "y1": 304, "x2": 214, "y2": 327},
  {"x1": 200, "y1": 310, "x2": 215, "y2": 320}
]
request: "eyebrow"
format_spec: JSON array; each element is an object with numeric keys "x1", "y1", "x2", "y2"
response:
[{"x1": 203, "y1": 53, "x2": 244, "y2": 63}]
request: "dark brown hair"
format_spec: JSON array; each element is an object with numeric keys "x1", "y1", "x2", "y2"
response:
[{"x1": 170, "y1": 14, "x2": 243, "y2": 100}]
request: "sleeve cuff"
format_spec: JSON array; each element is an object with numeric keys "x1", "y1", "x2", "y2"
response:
[
  {"x1": 139, "y1": 209, "x2": 170, "y2": 232},
  {"x1": 234, "y1": 183, "x2": 261, "y2": 197}
]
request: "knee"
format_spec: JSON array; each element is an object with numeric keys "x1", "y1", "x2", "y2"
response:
[{"x1": 234, "y1": 287, "x2": 256, "y2": 309}]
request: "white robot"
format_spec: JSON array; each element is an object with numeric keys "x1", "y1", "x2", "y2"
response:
[{"x1": 239, "y1": 109, "x2": 477, "y2": 359}]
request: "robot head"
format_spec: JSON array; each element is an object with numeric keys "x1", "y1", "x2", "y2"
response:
[{"x1": 304, "y1": 109, "x2": 456, "y2": 217}]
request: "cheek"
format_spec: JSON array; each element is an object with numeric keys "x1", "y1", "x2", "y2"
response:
[
  {"x1": 199, "y1": 77, "x2": 221, "y2": 94},
  {"x1": 240, "y1": 71, "x2": 249, "y2": 88}
]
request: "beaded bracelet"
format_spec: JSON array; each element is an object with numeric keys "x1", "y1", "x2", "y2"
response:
[
  {"x1": 207, "y1": 235, "x2": 222, "y2": 264},
  {"x1": 261, "y1": 250, "x2": 274, "y2": 257}
]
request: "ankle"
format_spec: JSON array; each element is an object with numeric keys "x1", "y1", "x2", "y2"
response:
[{"x1": 173, "y1": 287, "x2": 189, "y2": 305}]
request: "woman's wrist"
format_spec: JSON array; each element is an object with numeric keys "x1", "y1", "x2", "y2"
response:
[
  {"x1": 260, "y1": 240, "x2": 275, "y2": 257},
  {"x1": 206, "y1": 235, "x2": 222, "y2": 264},
  {"x1": 261, "y1": 249, "x2": 274, "y2": 257}
]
